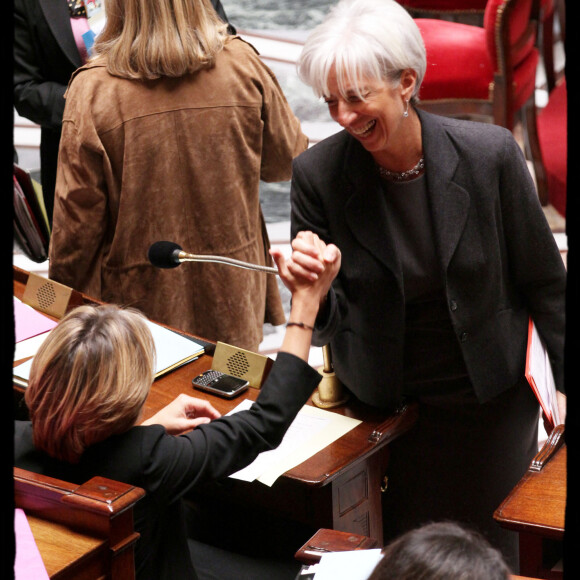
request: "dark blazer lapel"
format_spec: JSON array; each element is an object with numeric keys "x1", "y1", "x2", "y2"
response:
[
  {"x1": 343, "y1": 137, "x2": 403, "y2": 287},
  {"x1": 39, "y1": 0, "x2": 83, "y2": 69},
  {"x1": 419, "y1": 110, "x2": 470, "y2": 272}
]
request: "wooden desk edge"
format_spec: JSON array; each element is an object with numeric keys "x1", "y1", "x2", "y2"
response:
[
  {"x1": 284, "y1": 401, "x2": 419, "y2": 486},
  {"x1": 15, "y1": 467, "x2": 145, "y2": 525}
]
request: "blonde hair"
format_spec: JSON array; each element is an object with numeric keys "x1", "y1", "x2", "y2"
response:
[
  {"x1": 92, "y1": 0, "x2": 230, "y2": 80},
  {"x1": 298, "y1": 0, "x2": 426, "y2": 103},
  {"x1": 25, "y1": 305, "x2": 156, "y2": 463}
]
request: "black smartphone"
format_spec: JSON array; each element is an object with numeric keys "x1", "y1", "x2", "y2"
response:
[{"x1": 192, "y1": 369, "x2": 249, "y2": 399}]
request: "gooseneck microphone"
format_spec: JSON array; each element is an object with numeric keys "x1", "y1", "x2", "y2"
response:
[{"x1": 147, "y1": 241, "x2": 278, "y2": 274}]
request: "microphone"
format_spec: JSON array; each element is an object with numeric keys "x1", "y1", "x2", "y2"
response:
[
  {"x1": 148, "y1": 241, "x2": 278, "y2": 274},
  {"x1": 148, "y1": 241, "x2": 183, "y2": 269}
]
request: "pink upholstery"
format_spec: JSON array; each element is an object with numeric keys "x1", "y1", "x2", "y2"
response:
[{"x1": 537, "y1": 79, "x2": 567, "y2": 216}]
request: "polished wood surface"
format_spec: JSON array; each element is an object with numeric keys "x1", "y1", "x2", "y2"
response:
[
  {"x1": 25, "y1": 515, "x2": 107, "y2": 579},
  {"x1": 13, "y1": 266, "x2": 418, "y2": 543},
  {"x1": 494, "y1": 425, "x2": 565, "y2": 578},
  {"x1": 494, "y1": 428, "x2": 565, "y2": 539},
  {"x1": 15, "y1": 467, "x2": 145, "y2": 579},
  {"x1": 295, "y1": 528, "x2": 379, "y2": 564}
]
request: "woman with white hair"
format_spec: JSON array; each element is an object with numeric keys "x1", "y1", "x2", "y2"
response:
[{"x1": 285, "y1": 0, "x2": 566, "y2": 571}]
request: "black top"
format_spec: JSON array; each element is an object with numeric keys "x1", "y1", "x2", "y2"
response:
[
  {"x1": 381, "y1": 176, "x2": 470, "y2": 399},
  {"x1": 14, "y1": 353, "x2": 321, "y2": 580}
]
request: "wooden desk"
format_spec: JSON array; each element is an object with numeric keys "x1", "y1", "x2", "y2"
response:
[
  {"x1": 494, "y1": 426, "x2": 566, "y2": 579},
  {"x1": 13, "y1": 266, "x2": 418, "y2": 544}
]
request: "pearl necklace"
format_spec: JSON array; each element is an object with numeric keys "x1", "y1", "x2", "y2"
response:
[{"x1": 377, "y1": 157, "x2": 425, "y2": 182}]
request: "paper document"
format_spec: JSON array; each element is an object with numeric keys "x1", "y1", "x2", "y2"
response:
[
  {"x1": 525, "y1": 317, "x2": 560, "y2": 429},
  {"x1": 228, "y1": 400, "x2": 361, "y2": 486},
  {"x1": 14, "y1": 509, "x2": 50, "y2": 580},
  {"x1": 300, "y1": 549, "x2": 383, "y2": 580},
  {"x1": 144, "y1": 320, "x2": 205, "y2": 378},
  {"x1": 14, "y1": 297, "x2": 57, "y2": 343}
]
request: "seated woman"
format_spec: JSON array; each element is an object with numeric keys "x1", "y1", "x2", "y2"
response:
[{"x1": 14, "y1": 233, "x2": 340, "y2": 580}]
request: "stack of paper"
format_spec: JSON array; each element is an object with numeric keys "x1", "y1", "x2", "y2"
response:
[
  {"x1": 13, "y1": 301, "x2": 204, "y2": 385},
  {"x1": 525, "y1": 318, "x2": 561, "y2": 429},
  {"x1": 227, "y1": 400, "x2": 361, "y2": 486},
  {"x1": 144, "y1": 320, "x2": 204, "y2": 378},
  {"x1": 14, "y1": 509, "x2": 50, "y2": 580},
  {"x1": 299, "y1": 549, "x2": 383, "y2": 580}
]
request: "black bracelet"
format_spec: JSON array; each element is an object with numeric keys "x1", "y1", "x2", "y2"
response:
[{"x1": 286, "y1": 321, "x2": 315, "y2": 331}]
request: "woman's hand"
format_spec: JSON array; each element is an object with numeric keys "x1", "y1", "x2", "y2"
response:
[
  {"x1": 270, "y1": 232, "x2": 341, "y2": 361},
  {"x1": 141, "y1": 394, "x2": 221, "y2": 435},
  {"x1": 270, "y1": 231, "x2": 341, "y2": 306}
]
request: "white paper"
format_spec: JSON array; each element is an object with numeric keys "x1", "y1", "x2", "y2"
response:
[
  {"x1": 144, "y1": 320, "x2": 204, "y2": 377},
  {"x1": 313, "y1": 549, "x2": 383, "y2": 580},
  {"x1": 227, "y1": 400, "x2": 361, "y2": 486},
  {"x1": 13, "y1": 319, "x2": 204, "y2": 384},
  {"x1": 14, "y1": 331, "x2": 51, "y2": 362},
  {"x1": 527, "y1": 321, "x2": 560, "y2": 426},
  {"x1": 13, "y1": 358, "x2": 33, "y2": 382}
]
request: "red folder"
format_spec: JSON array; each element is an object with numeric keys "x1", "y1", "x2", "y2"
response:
[{"x1": 525, "y1": 317, "x2": 560, "y2": 430}]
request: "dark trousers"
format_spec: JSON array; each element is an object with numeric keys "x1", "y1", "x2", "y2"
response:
[{"x1": 381, "y1": 376, "x2": 539, "y2": 573}]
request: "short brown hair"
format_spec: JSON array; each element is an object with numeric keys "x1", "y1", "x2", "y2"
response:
[{"x1": 25, "y1": 305, "x2": 156, "y2": 463}]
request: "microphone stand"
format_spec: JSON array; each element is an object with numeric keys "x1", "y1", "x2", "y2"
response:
[
  {"x1": 178, "y1": 251, "x2": 278, "y2": 274},
  {"x1": 312, "y1": 344, "x2": 349, "y2": 409}
]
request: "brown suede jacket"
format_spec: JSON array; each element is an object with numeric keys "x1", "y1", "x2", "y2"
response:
[{"x1": 49, "y1": 37, "x2": 308, "y2": 350}]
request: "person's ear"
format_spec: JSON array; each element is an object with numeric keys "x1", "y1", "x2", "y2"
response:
[{"x1": 400, "y1": 68, "x2": 417, "y2": 101}]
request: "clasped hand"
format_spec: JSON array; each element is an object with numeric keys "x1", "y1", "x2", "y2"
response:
[{"x1": 270, "y1": 230, "x2": 341, "y2": 305}]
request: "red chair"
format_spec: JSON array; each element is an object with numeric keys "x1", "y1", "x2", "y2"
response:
[
  {"x1": 537, "y1": 0, "x2": 565, "y2": 93},
  {"x1": 398, "y1": 1, "x2": 564, "y2": 93},
  {"x1": 537, "y1": 78, "x2": 566, "y2": 217},
  {"x1": 397, "y1": 1, "x2": 487, "y2": 22},
  {"x1": 414, "y1": 0, "x2": 548, "y2": 204}
]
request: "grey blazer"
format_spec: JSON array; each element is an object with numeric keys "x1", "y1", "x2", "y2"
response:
[{"x1": 291, "y1": 110, "x2": 566, "y2": 410}]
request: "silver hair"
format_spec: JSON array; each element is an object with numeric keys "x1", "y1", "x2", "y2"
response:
[{"x1": 297, "y1": 0, "x2": 426, "y2": 103}]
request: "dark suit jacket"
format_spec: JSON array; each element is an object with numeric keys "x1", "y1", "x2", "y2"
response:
[
  {"x1": 14, "y1": 0, "x2": 84, "y2": 223},
  {"x1": 14, "y1": 352, "x2": 321, "y2": 580},
  {"x1": 291, "y1": 110, "x2": 566, "y2": 410}
]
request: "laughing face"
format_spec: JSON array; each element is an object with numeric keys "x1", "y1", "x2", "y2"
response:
[{"x1": 323, "y1": 67, "x2": 418, "y2": 165}]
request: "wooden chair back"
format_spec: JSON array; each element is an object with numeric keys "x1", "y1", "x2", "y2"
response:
[{"x1": 14, "y1": 467, "x2": 145, "y2": 579}]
